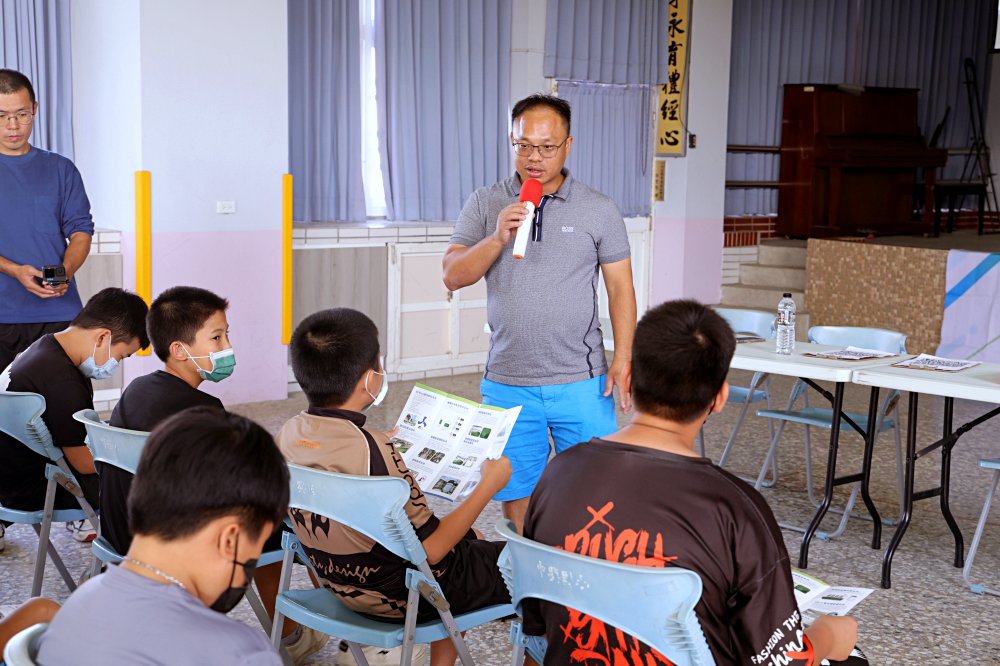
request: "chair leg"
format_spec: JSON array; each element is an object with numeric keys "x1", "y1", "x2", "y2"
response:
[
  {"x1": 348, "y1": 642, "x2": 372, "y2": 666},
  {"x1": 31, "y1": 479, "x2": 60, "y2": 596},
  {"x1": 246, "y1": 587, "x2": 273, "y2": 636},
  {"x1": 510, "y1": 621, "x2": 527, "y2": 666},
  {"x1": 400, "y1": 585, "x2": 420, "y2": 665},
  {"x1": 963, "y1": 469, "x2": 1000, "y2": 596},
  {"x1": 269, "y1": 548, "x2": 296, "y2": 648},
  {"x1": 755, "y1": 421, "x2": 787, "y2": 491},
  {"x1": 893, "y1": 422, "x2": 905, "y2": 511}
]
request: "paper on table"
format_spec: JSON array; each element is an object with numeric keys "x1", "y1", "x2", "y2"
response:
[
  {"x1": 803, "y1": 346, "x2": 897, "y2": 361},
  {"x1": 892, "y1": 353, "x2": 980, "y2": 372}
]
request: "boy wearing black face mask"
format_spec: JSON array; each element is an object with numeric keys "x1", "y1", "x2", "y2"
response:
[
  {"x1": 37, "y1": 407, "x2": 289, "y2": 666},
  {"x1": 0, "y1": 287, "x2": 147, "y2": 545}
]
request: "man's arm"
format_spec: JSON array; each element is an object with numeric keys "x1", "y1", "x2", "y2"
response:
[
  {"x1": 62, "y1": 232, "x2": 92, "y2": 284},
  {"x1": 0, "y1": 255, "x2": 61, "y2": 299},
  {"x1": 421, "y1": 456, "x2": 511, "y2": 564},
  {"x1": 62, "y1": 444, "x2": 96, "y2": 475},
  {"x1": 442, "y1": 202, "x2": 529, "y2": 291},
  {"x1": 601, "y1": 258, "x2": 636, "y2": 411}
]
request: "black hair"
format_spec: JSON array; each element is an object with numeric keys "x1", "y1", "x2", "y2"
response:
[
  {"x1": 0, "y1": 69, "x2": 35, "y2": 104},
  {"x1": 511, "y1": 94, "x2": 571, "y2": 134},
  {"x1": 129, "y1": 407, "x2": 290, "y2": 541},
  {"x1": 631, "y1": 300, "x2": 736, "y2": 424},
  {"x1": 71, "y1": 288, "x2": 150, "y2": 349},
  {"x1": 290, "y1": 308, "x2": 380, "y2": 408},
  {"x1": 147, "y1": 286, "x2": 229, "y2": 361}
]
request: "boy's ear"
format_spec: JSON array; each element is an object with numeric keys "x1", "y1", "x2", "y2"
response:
[
  {"x1": 168, "y1": 341, "x2": 188, "y2": 361},
  {"x1": 711, "y1": 382, "x2": 730, "y2": 415}
]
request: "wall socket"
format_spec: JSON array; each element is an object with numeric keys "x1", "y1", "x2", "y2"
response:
[
  {"x1": 216, "y1": 201, "x2": 237, "y2": 214},
  {"x1": 688, "y1": 134, "x2": 697, "y2": 149}
]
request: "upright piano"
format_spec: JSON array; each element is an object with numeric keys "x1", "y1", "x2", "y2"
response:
[{"x1": 777, "y1": 84, "x2": 948, "y2": 238}]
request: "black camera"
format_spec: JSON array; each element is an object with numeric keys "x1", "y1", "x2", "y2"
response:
[{"x1": 42, "y1": 265, "x2": 69, "y2": 286}]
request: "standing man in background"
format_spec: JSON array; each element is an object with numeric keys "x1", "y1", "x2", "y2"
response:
[
  {"x1": 0, "y1": 68, "x2": 94, "y2": 372},
  {"x1": 443, "y1": 94, "x2": 637, "y2": 531}
]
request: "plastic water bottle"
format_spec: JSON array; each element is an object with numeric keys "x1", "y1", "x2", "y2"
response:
[{"x1": 776, "y1": 292, "x2": 796, "y2": 355}]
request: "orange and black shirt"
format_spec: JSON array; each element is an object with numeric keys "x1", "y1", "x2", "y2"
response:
[{"x1": 522, "y1": 438, "x2": 817, "y2": 666}]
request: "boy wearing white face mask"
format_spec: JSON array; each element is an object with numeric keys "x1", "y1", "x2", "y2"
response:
[
  {"x1": 0, "y1": 287, "x2": 147, "y2": 541},
  {"x1": 277, "y1": 308, "x2": 513, "y2": 666}
]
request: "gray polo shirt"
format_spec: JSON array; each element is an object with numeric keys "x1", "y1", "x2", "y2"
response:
[{"x1": 451, "y1": 170, "x2": 630, "y2": 386}]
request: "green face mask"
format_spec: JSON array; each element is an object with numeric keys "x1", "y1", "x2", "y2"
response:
[{"x1": 180, "y1": 344, "x2": 236, "y2": 382}]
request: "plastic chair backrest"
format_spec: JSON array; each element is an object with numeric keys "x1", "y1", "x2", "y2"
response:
[
  {"x1": 808, "y1": 326, "x2": 907, "y2": 354},
  {"x1": 2, "y1": 622, "x2": 46, "y2": 665},
  {"x1": 286, "y1": 464, "x2": 426, "y2": 565},
  {"x1": 495, "y1": 520, "x2": 716, "y2": 666},
  {"x1": 0, "y1": 392, "x2": 60, "y2": 461},
  {"x1": 72, "y1": 409, "x2": 148, "y2": 474},
  {"x1": 714, "y1": 307, "x2": 774, "y2": 338}
]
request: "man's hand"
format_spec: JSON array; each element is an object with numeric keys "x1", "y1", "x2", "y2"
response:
[
  {"x1": 604, "y1": 356, "x2": 632, "y2": 412},
  {"x1": 11, "y1": 264, "x2": 64, "y2": 299},
  {"x1": 479, "y1": 456, "x2": 512, "y2": 495},
  {"x1": 492, "y1": 202, "x2": 530, "y2": 246}
]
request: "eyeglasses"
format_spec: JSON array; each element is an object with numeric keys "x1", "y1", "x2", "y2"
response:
[
  {"x1": 512, "y1": 137, "x2": 569, "y2": 158},
  {"x1": 0, "y1": 110, "x2": 34, "y2": 125}
]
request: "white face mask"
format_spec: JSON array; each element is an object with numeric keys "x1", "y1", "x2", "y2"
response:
[{"x1": 364, "y1": 355, "x2": 388, "y2": 410}]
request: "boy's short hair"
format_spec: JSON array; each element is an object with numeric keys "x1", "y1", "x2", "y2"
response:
[
  {"x1": 290, "y1": 308, "x2": 380, "y2": 408},
  {"x1": 0, "y1": 68, "x2": 35, "y2": 104},
  {"x1": 147, "y1": 286, "x2": 229, "y2": 361},
  {"x1": 71, "y1": 288, "x2": 150, "y2": 349},
  {"x1": 631, "y1": 300, "x2": 736, "y2": 424},
  {"x1": 129, "y1": 407, "x2": 289, "y2": 541}
]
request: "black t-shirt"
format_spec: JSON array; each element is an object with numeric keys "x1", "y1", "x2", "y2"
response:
[
  {"x1": 0, "y1": 334, "x2": 95, "y2": 510},
  {"x1": 522, "y1": 438, "x2": 816, "y2": 666},
  {"x1": 101, "y1": 370, "x2": 224, "y2": 553}
]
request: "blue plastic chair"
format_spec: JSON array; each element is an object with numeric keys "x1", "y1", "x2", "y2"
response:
[
  {"x1": 754, "y1": 326, "x2": 906, "y2": 539},
  {"x1": 72, "y1": 409, "x2": 281, "y2": 634},
  {"x1": 271, "y1": 464, "x2": 515, "y2": 666},
  {"x1": 0, "y1": 392, "x2": 98, "y2": 596},
  {"x1": 495, "y1": 520, "x2": 715, "y2": 666},
  {"x1": 963, "y1": 458, "x2": 1000, "y2": 596},
  {"x1": 709, "y1": 308, "x2": 777, "y2": 484},
  {"x1": 2, "y1": 622, "x2": 46, "y2": 666}
]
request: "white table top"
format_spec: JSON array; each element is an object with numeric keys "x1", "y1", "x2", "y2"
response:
[
  {"x1": 852, "y1": 361, "x2": 1000, "y2": 404},
  {"x1": 731, "y1": 341, "x2": 906, "y2": 383}
]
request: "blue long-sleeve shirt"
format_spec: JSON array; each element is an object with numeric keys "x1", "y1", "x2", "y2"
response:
[{"x1": 0, "y1": 147, "x2": 94, "y2": 324}]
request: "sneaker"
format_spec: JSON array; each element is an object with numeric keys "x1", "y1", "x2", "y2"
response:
[
  {"x1": 284, "y1": 625, "x2": 330, "y2": 665},
  {"x1": 65, "y1": 519, "x2": 97, "y2": 543},
  {"x1": 336, "y1": 641, "x2": 429, "y2": 665}
]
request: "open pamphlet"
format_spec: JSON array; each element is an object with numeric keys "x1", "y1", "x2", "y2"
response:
[
  {"x1": 392, "y1": 384, "x2": 521, "y2": 501},
  {"x1": 803, "y1": 346, "x2": 897, "y2": 361},
  {"x1": 792, "y1": 569, "x2": 873, "y2": 627},
  {"x1": 892, "y1": 353, "x2": 980, "y2": 372}
]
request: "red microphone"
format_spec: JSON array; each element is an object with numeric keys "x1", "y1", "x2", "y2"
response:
[{"x1": 512, "y1": 178, "x2": 542, "y2": 259}]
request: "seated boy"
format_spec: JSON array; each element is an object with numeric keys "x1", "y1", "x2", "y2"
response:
[
  {"x1": 101, "y1": 286, "x2": 232, "y2": 554},
  {"x1": 37, "y1": 407, "x2": 288, "y2": 666},
  {"x1": 522, "y1": 300, "x2": 860, "y2": 665},
  {"x1": 99, "y1": 285, "x2": 321, "y2": 662},
  {"x1": 0, "y1": 287, "x2": 148, "y2": 541},
  {"x1": 277, "y1": 308, "x2": 512, "y2": 666}
]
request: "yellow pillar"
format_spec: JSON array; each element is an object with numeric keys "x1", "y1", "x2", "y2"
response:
[
  {"x1": 135, "y1": 171, "x2": 152, "y2": 355},
  {"x1": 282, "y1": 174, "x2": 294, "y2": 345}
]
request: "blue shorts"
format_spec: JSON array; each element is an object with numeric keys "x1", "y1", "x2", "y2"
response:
[{"x1": 480, "y1": 375, "x2": 618, "y2": 502}]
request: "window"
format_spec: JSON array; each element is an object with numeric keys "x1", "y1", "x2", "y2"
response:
[{"x1": 360, "y1": 0, "x2": 387, "y2": 218}]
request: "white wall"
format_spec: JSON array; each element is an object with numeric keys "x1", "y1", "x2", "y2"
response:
[
  {"x1": 510, "y1": 0, "x2": 548, "y2": 107},
  {"x1": 650, "y1": 0, "x2": 732, "y2": 306},
  {"x1": 70, "y1": 0, "x2": 143, "y2": 233}
]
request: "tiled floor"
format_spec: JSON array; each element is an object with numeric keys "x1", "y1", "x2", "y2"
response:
[{"x1": 3, "y1": 370, "x2": 999, "y2": 663}]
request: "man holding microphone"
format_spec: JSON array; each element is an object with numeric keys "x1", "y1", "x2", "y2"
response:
[{"x1": 443, "y1": 94, "x2": 636, "y2": 531}]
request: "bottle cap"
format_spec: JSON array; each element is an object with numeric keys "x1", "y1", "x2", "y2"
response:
[{"x1": 782, "y1": 292, "x2": 792, "y2": 298}]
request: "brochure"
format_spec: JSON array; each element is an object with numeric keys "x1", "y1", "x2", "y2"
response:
[
  {"x1": 791, "y1": 569, "x2": 873, "y2": 627},
  {"x1": 892, "y1": 353, "x2": 980, "y2": 372},
  {"x1": 392, "y1": 383, "x2": 521, "y2": 501},
  {"x1": 803, "y1": 346, "x2": 897, "y2": 361}
]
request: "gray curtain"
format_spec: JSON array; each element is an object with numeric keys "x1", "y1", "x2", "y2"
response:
[
  {"x1": 559, "y1": 81, "x2": 652, "y2": 217},
  {"x1": 288, "y1": 0, "x2": 366, "y2": 223},
  {"x1": 0, "y1": 0, "x2": 73, "y2": 158},
  {"x1": 726, "y1": 0, "x2": 994, "y2": 216},
  {"x1": 544, "y1": 0, "x2": 670, "y2": 85},
  {"x1": 376, "y1": 0, "x2": 512, "y2": 222}
]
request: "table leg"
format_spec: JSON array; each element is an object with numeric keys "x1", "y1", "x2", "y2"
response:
[
  {"x1": 882, "y1": 391, "x2": 919, "y2": 589},
  {"x1": 860, "y1": 387, "x2": 883, "y2": 550},
  {"x1": 939, "y1": 397, "x2": 964, "y2": 567},
  {"x1": 799, "y1": 382, "x2": 845, "y2": 569}
]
